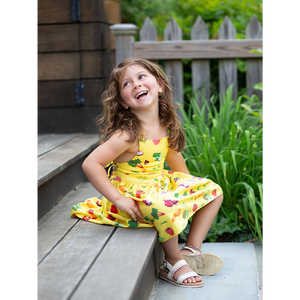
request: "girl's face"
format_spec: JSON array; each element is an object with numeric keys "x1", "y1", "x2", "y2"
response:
[{"x1": 118, "y1": 65, "x2": 163, "y2": 113}]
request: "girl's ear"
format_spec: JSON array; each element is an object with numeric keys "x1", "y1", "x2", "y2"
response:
[
  {"x1": 120, "y1": 99, "x2": 129, "y2": 109},
  {"x1": 157, "y1": 79, "x2": 164, "y2": 94}
]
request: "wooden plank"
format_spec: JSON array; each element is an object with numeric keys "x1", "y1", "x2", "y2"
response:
[
  {"x1": 38, "y1": 218, "x2": 115, "y2": 300},
  {"x1": 80, "y1": 0, "x2": 121, "y2": 24},
  {"x1": 218, "y1": 16, "x2": 238, "y2": 100},
  {"x1": 140, "y1": 17, "x2": 157, "y2": 41},
  {"x1": 38, "y1": 52, "x2": 80, "y2": 81},
  {"x1": 38, "y1": 156, "x2": 90, "y2": 220},
  {"x1": 79, "y1": 23, "x2": 111, "y2": 50},
  {"x1": 38, "y1": 134, "x2": 99, "y2": 186},
  {"x1": 83, "y1": 78, "x2": 110, "y2": 106},
  {"x1": 38, "y1": 0, "x2": 72, "y2": 24},
  {"x1": 140, "y1": 17, "x2": 158, "y2": 66},
  {"x1": 38, "y1": 182, "x2": 100, "y2": 262},
  {"x1": 38, "y1": 80, "x2": 76, "y2": 108},
  {"x1": 70, "y1": 227, "x2": 162, "y2": 300},
  {"x1": 38, "y1": 107, "x2": 102, "y2": 134},
  {"x1": 246, "y1": 15, "x2": 263, "y2": 100},
  {"x1": 38, "y1": 133, "x2": 80, "y2": 156},
  {"x1": 38, "y1": 134, "x2": 53, "y2": 142},
  {"x1": 134, "y1": 39, "x2": 262, "y2": 60},
  {"x1": 191, "y1": 15, "x2": 211, "y2": 108},
  {"x1": 38, "y1": 24, "x2": 79, "y2": 52},
  {"x1": 164, "y1": 18, "x2": 183, "y2": 119}
]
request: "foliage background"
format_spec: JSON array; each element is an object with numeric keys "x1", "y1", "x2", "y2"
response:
[
  {"x1": 121, "y1": 0, "x2": 263, "y2": 40},
  {"x1": 121, "y1": 0, "x2": 263, "y2": 98},
  {"x1": 121, "y1": 0, "x2": 263, "y2": 243}
]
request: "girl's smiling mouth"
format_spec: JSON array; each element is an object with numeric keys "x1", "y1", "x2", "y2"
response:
[{"x1": 136, "y1": 91, "x2": 148, "y2": 99}]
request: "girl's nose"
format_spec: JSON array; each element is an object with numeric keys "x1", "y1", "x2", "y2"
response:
[{"x1": 133, "y1": 83, "x2": 141, "y2": 89}]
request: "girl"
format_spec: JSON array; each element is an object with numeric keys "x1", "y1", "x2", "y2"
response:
[{"x1": 71, "y1": 58, "x2": 224, "y2": 288}]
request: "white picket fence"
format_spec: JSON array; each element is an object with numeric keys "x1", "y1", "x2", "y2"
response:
[{"x1": 110, "y1": 15, "x2": 262, "y2": 109}]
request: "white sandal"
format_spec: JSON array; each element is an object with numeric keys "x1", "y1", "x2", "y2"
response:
[
  {"x1": 181, "y1": 245, "x2": 223, "y2": 276},
  {"x1": 158, "y1": 259, "x2": 204, "y2": 288}
]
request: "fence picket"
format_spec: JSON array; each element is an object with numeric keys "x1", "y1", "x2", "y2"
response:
[
  {"x1": 139, "y1": 17, "x2": 158, "y2": 65},
  {"x1": 246, "y1": 15, "x2": 262, "y2": 100},
  {"x1": 218, "y1": 16, "x2": 238, "y2": 101},
  {"x1": 164, "y1": 18, "x2": 183, "y2": 118},
  {"x1": 113, "y1": 15, "x2": 262, "y2": 108},
  {"x1": 191, "y1": 15, "x2": 210, "y2": 108},
  {"x1": 140, "y1": 17, "x2": 157, "y2": 41}
]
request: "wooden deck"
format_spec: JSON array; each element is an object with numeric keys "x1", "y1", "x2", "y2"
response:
[
  {"x1": 38, "y1": 134, "x2": 163, "y2": 300},
  {"x1": 38, "y1": 133, "x2": 99, "y2": 219}
]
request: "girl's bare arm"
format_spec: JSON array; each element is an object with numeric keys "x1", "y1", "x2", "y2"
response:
[
  {"x1": 82, "y1": 131, "x2": 143, "y2": 221},
  {"x1": 166, "y1": 148, "x2": 190, "y2": 175}
]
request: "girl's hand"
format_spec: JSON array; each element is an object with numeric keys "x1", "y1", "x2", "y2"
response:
[{"x1": 114, "y1": 195, "x2": 144, "y2": 222}]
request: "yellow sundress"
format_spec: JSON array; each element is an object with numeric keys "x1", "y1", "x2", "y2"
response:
[{"x1": 71, "y1": 136, "x2": 223, "y2": 242}]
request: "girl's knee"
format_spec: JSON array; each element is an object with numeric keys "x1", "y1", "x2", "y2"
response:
[{"x1": 216, "y1": 193, "x2": 224, "y2": 204}]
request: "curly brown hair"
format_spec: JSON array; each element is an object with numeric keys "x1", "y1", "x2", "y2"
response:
[{"x1": 96, "y1": 58, "x2": 185, "y2": 152}]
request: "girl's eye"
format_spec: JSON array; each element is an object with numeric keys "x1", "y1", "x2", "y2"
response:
[
  {"x1": 139, "y1": 74, "x2": 146, "y2": 79},
  {"x1": 123, "y1": 81, "x2": 130, "y2": 88}
]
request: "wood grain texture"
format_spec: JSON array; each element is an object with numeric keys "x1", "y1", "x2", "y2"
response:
[
  {"x1": 38, "y1": 134, "x2": 99, "y2": 186},
  {"x1": 246, "y1": 15, "x2": 263, "y2": 100},
  {"x1": 38, "y1": 52, "x2": 80, "y2": 81},
  {"x1": 218, "y1": 16, "x2": 238, "y2": 100},
  {"x1": 134, "y1": 39, "x2": 262, "y2": 60},
  {"x1": 191, "y1": 15, "x2": 211, "y2": 107},
  {"x1": 164, "y1": 18, "x2": 183, "y2": 119}
]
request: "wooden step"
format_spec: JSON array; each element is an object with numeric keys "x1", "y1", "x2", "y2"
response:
[
  {"x1": 38, "y1": 133, "x2": 99, "y2": 219},
  {"x1": 38, "y1": 182, "x2": 163, "y2": 300}
]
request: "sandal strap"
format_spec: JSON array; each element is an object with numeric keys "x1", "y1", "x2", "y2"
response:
[
  {"x1": 162, "y1": 259, "x2": 189, "y2": 281},
  {"x1": 177, "y1": 271, "x2": 200, "y2": 284},
  {"x1": 182, "y1": 245, "x2": 202, "y2": 254}
]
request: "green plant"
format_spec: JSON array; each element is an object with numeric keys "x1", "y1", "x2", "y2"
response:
[{"x1": 179, "y1": 84, "x2": 263, "y2": 242}]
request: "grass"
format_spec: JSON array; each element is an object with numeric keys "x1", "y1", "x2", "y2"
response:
[{"x1": 179, "y1": 84, "x2": 263, "y2": 243}]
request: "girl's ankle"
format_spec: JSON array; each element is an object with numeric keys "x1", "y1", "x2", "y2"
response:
[{"x1": 164, "y1": 254, "x2": 184, "y2": 265}]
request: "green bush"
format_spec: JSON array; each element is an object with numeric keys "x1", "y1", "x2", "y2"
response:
[{"x1": 179, "y1": 84, "x2": 263, "y2": 243}]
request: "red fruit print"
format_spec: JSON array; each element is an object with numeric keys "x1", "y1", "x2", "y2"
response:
[
  {"x1": 168, "y1": 171, "x2": 174, "y2": 174},
  {"x1": 144, "y1": 160, "x2": 149, "y2": 165},
  {"x1": 88, "y1": 209, "x2": 94, "y2": 215},
  {"x1": 110, "y1": 205, "x2": 118, "y2": 214},
  {"x1": 165, "y1": 227, "x2": 174, "y2": 235},
  {"x1": 82, "y1": 216, "x2": 90, "y2": 221},
  {"x1": 212, "y1": 189, "x2": 217, "y2": 196},
  {"x1": 164, "y1": 199, "x2": 178, "y2": 207},
  {"x1": 107, "y1": 214, "x2": 116, "y2": 221},
  {"x1": 153, "y1": 139, "x2": 160, "y2": 145},
  {"x1": 190, "y1": 189, "x2": 196, "y2": 194},
  {"x1": 193, "y1": 203, "x2": 198, "y2": 212},
  {"x1": 96, "y1": 200, "x2": 101, "y2": 206},
  {"x1": 113, "y1": 176, "x2": 122, "y2": 182},
  {"x1": 136, "y1": 190, "x2": 145, "y2": 199}
]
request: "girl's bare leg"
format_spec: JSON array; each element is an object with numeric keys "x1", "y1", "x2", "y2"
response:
[
  {"x1": 182, "y1": 194, "x2": 223, "y2": 254},
  {"x1": 160, "y1": 235, "x2": 202, "y2": 283}
]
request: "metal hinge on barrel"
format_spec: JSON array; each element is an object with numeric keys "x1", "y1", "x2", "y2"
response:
[
  {"x1": 71, "y1": 0, "x2": 81, "y2": 21},
  {"x1": 74, "y1": 81, "x2": 84, "y2": 106}
]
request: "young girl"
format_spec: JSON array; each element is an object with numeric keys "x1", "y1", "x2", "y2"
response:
[{"x1": 71, "y1": 58, "x2": 224, "y2": 288}]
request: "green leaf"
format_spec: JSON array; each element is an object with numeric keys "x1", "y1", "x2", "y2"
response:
[{"x1": 254, "y1": 82, "x2": 263, "y2": 91}]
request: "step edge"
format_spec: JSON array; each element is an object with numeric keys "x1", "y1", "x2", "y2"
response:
[{"x1": 38, "y1": 135, "x2": 99, "y2": 186}]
